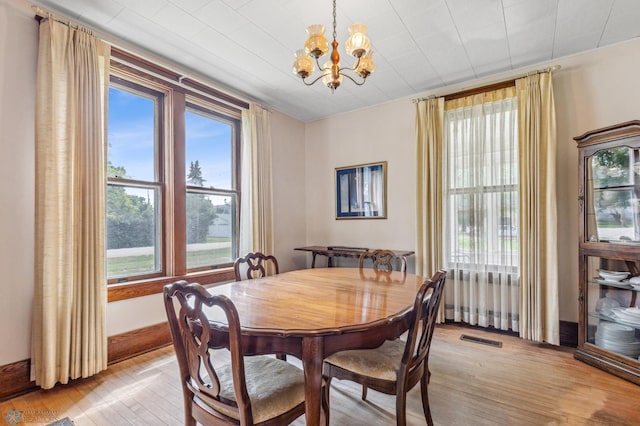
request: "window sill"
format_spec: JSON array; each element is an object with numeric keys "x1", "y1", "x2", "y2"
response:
[{"x1": 107, "y1": 268, "x2": 236, "y2": 302}]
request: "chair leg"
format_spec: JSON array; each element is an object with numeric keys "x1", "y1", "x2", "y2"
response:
[
  {"x1": 323, "y1": 376, "x2": 332, "y2": 426},
  {"x1": 395, "y1": 390, "x2": 407, "y2": 426},
  {"x1": 361, "y1": 384, "x2": 368, "y2": 400},
  {"x1": 420, "y1": 373, "x2": 434, "y2": 426}
]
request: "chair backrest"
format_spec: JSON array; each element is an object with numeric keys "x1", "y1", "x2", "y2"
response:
[
  {"x1": 233, "y1": 252, "x2": 280, "y2": 281},
  {"x1": 164, "y1": 281, "x2": 254, "y2": 424},
  {"x1": 359, "y1": 249, "x2": 407, "y2": 273},
  {"x1": 401, "y1": 270, "x2": 447, "y2": 376}
]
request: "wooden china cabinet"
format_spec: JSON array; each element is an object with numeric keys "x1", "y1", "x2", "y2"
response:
[{"x1": 574, "y1": 121, "x2": 640, "y2": 385}]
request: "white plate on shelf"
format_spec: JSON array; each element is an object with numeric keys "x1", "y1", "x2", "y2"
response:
[
  {"x1": 595, "y1": 338, "x2": 640, "y2": 357},
  {"x1": 597, "y1": 322, "x2": 636, "y2": 340},
  {"x1": 594, "y1": 278, "x2": 633, "y2": 289},
  {"x1": 597, "y1": 269, "x2": 630, "y2": 281},
  {"x1": 610, "y1": 308, "x2": 640, "y2": 325}
]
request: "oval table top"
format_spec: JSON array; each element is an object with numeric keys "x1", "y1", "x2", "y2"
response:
[{"x1": 205, "y1": 267, "x2": 427, "y2": 336}]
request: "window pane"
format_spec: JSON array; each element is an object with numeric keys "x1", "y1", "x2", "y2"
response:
[
  {"x1": 108, "y1": 86, "x2": 157, "y2": 181},
  {"x1": 185, "y1": 109, "x2": 233, "y2": 189},
  {"x1": 186, "y1": 193, "x2": 236, "y2": 269},
  {"x1": 444, "y1": 97, "x2": 518, "y2": 271},
  {"x1": 106, "y1": 185, "x2": 161, "y2": 278}
]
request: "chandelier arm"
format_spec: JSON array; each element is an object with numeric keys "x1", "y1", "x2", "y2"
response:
[
  {"x1": 339, "y1": 72, "x2": 367, "y2": 86},
  {"x1": 339, "y1": 56, "x2": 363, "y2": 73},
  {"x1": 301, "y1": 73, "x2": 331, "y2": 86},
  {"x1": 315, "y1": 55, "x2": 330, "y2": 72}
]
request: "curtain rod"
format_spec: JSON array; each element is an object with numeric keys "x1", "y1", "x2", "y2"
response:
[
  {"x1": 412, "y1": 64, "x2": 561, "y2": 103},
  {"x1": 30, "y1": 4, "x2": 254, "y2": 109}
]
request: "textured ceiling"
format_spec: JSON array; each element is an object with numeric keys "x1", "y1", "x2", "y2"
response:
[{"x1": 26, "y1": 0, "x2": 640, "y2": 122}]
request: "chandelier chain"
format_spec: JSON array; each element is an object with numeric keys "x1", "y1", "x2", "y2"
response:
[{"x1": 332, "y1": 0, "x2": 337, "y2": 42}]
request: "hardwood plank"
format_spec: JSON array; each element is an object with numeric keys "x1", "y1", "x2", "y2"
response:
[{"x1": 1, "y1": 325, "x2": 638, "y2": 425}]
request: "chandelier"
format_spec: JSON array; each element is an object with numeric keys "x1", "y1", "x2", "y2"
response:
[{"x1": 292, "y1": 0, "x2": 375, "y2": 92}]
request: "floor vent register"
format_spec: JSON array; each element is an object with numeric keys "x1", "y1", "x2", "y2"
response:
[{"x1": 459, "y1": 334, "x2": 503, "y2": 348}]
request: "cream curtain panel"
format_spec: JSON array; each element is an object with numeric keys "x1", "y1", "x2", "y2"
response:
[
  {"x1": 516, "y1": 72, "x2": 559, "y2": 345},
  {"x1": 240, "y1": 104, "x2": 275, "y2": 264},
  {"x1": 415, "y1": 97, "x2": 445, "y2": 320},
  {"x1": 442, "y1": 88, "x2": 520, "y2": 332},
  {"x1": 32, "y1": 19, "x2": 110, "y2": 389}
]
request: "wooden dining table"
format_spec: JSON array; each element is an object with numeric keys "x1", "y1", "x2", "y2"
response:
[{"x1": 205, "y1": 267, "x2": 427, "y2": 426}]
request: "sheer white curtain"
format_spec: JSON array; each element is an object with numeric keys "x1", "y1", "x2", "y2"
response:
[
  {"x1": 442, "y1": 88, "x2": 520, "y2": 332},
  {"x1": 240, "y1": 104, "x2": 274, "y2": 263},
  {"x1": 32, "y1": 19, "x2": 110, "y2": 389}
]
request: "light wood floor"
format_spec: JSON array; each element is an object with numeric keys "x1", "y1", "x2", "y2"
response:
[{"x1": 2, "y1": 324, "x2": 639, "y2": 425}]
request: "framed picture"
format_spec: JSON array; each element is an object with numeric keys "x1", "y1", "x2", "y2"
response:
[{"x1": 335, "y1": 161, "x2": 387, "y2": 219}]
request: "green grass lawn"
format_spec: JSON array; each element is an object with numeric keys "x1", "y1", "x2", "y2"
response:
[{"x1": 107, "y1": 247, "x2": 232, "y2": 277}]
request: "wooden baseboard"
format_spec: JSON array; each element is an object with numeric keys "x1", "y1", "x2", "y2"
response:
[
  {"x1": 107, "y1": 321, "x2": 172, "y2": 365},
  {"x1": 0, "y1": 359, "x2": 37, "y2": 402},
  {"x1": 0, "y1": 322, "x2": 172, "y2": 402},
  {"x1": 559, "y1": 320, "x2": 578, "y2": 347}
]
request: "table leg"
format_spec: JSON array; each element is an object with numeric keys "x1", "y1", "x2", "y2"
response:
[
  {"x1": 302, "y1": 336, "x2": 324, "y2": 426},
  {"x1": 311, "y1": 252, "x2": 318, "y2": 268}
]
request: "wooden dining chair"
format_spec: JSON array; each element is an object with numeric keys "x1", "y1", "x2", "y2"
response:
[
  {"x1": 233, "y1": 252, "x2": 286, "y2": 360},
  {"x1": 322, "y1": 270, "x2": 447, "y2": 426},
  {"x1": 234, "y1": 252, "x2": 280, "y2": 281},
  {"x1": 359, "y1": 249, "x2": 407, "y2": 273},
  {"x1": 164, "y1": 281, "x2": 328, "y2": 425}
]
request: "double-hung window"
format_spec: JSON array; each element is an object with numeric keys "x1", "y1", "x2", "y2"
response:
[
  {"x1": 107, "y1": 81, "x2": 163, "y2": 280},
  {"x1": 185, "y1": 103, "x2": 239, "y2": 270},
  {"x1": 106, "y1": 49, "x2": 245, "y2": 300},
  {"x1": 442, "y1": 88, "x2": 520, "y2": 331}
]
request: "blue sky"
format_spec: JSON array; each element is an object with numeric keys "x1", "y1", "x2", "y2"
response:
[{"x1": 108, "y1": 86, "x2": 233, "y2": 189}]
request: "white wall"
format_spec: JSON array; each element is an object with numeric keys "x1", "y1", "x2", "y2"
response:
[
  {"x1": 0, "y1": 0, "x2": 37, "y2": 366},
  {"x1": 304, "y1": 103, "x2": 417, "y2": 270},
  {"x1": 270, "y1": 110, "x2": 308, "y2": 272}
]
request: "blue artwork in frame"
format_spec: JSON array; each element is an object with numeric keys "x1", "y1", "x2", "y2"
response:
[{"x1": 335, "y1": 161, "x2": 387, "y2": 219}]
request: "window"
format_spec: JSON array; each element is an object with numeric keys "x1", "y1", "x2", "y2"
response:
[
  {"x1": 106, "y1": 49, "x2": 247, "y2": 300},
  {"x1": 443, "y1": 95, "x2": 519, "y2": 271},
  {"x1": 442, "y1": 89, "x2": 520, "y2": 331},
  {"x1": 185, "y1": 104, "x2": 238, "y2": 270},
  {"x1": 107, "y1": 83, "x2": 163, "y2": 280}
]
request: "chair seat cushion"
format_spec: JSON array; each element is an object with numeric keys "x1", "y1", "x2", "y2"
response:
[
  {"x1": 324, "y1": 339, "x2": 406, "y2": 381},
  {"x1": 213, "y1": 356, "x2": 306, "y2": 423}
]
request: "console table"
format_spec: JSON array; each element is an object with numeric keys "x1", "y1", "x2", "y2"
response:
[{"x1": 294, "y1": 245, "x2": 415, "y2": 268}]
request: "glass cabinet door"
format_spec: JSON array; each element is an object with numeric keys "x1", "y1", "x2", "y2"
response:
[
  {"x1": 586, "y1": 255, "x2": 640, "y2": 361},
  {"x1": 585, "y1": 146, "x2": 640, "y2": 243}
]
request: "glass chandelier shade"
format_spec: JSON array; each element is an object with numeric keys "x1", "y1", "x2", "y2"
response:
[
  {"x1": 292, "y1": 0, "x2": 375, "y2": 92},
  {"x1": 345, "y1": 24, "x2": 370, "y2": 57},
  {"x1": 304, "y1": 25, "x2": 329, "y2": 58},
  {"x1": 293, "y1": 49, "x2": 314, "y2": 78}
]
